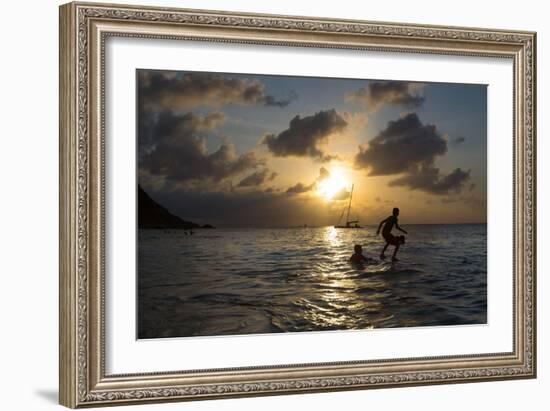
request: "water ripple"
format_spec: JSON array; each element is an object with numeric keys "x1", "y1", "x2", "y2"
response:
[{"x1": 138, "y1": 224, "x2": 487, "y2": 338}]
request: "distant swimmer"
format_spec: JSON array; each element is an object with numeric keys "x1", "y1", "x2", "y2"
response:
[
  {"x1": 349, "y1": 244, "x2": 369, "y2": 264},
  {"x1": 376, "y1": 207, "x2": 408, "y2": 262}
]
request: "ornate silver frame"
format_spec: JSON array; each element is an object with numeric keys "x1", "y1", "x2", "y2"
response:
[{"x1": 59, "y1": 2, "x2": 536, "y2": 408}]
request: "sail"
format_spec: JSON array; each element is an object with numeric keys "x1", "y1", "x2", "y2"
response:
[{"x1": 334, "y1": 184, "x2": 361, "y2": 228}]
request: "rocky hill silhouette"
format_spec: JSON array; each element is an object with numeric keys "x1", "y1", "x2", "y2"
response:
[{"x1": 138, "y1": 185, "x2": 213, "y2": 229}]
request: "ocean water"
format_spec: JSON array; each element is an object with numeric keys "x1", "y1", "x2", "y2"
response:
[{"x1": 138, "y1": 224, "x2": 487, "y2": 339}]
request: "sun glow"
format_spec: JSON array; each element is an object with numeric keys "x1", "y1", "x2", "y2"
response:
[{"x1": 317, "y1": 169, "x2": 349, "y2": 200}]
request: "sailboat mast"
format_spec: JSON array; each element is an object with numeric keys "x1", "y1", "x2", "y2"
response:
[{"x1": 346, "y1": 184, "x2": 354, "y2": 223}]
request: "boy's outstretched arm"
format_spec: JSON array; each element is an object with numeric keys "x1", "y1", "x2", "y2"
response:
[
  {"x1": 396, "y1": 222, "x2": 408, "y2": 234},
  {"x1": 376, "y1": 217, "x2": 387, "y2": 235}
]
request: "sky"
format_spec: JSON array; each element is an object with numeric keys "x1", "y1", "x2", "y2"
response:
[{"x1": 137, "y1": 69, "x2": 487, "y2": 227}]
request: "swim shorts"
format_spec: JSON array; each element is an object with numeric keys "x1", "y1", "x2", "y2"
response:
[{"x1": 383, "y1": 232, "x2": 400, "y2": 245}]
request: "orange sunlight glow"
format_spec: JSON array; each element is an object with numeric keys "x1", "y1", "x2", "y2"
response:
[{"x1": 317, "y1": 169, "x2": 349, "y2": 200}]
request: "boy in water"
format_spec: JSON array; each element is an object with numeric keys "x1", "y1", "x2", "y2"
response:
[
  {"x1": 349, "y1": 244, "x2": 369, "y2": 264},
  {"x1": 376, "y1": 208, "x2": 408, "y2": 261}
]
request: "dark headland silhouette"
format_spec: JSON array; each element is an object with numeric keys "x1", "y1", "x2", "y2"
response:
[{"x1": 138, "y1": 185, "x2": 214, "y2": 229}]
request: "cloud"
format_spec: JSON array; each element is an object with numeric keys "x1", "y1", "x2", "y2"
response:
[
  {"x1": 139, "y1": 110, "x2": 226, "y2": 156},
  {"x1": 286, "y1": 182, "x2": 314, "y2": 194},
  {"x1": 354, "y1": 112, "x2": 471, "y2": 195},
  {"x1": 389, "y1": 165, "x2": 471, "y2": 195},
  {"x1": 286, "y1": 167, "x2": 332, "y2": 195},
  {"x1": 346, "y1": 81, "x2": 425, "y2": 111},
  {"x1": 139, "y1": 110, "x2": 263, "y2": 184},
  {"x1": 452, "y1": 136, "x2": 466, "y2": 145},
  {"x1": 354, "y1": 112, "x2": 447, "y2": 176},
  {"x1": 237, "y1": 169, "x2": 278, "y2": 187},
  {"x1": 263, "y1": 90, "x2": 298, "y2": 108},
  {"x1": 332, "y1": 188, "x2": 350, "y2": 201},
  {"x1": 263, "y1": 109, "x2": 347, "y2": 161},
  {"x1": 138, "y1": 71, "x2": 296, "y2": 110},
  {"x1": 318, "y1": 166, "x2": 330, "y2": 180},
  {"x1": 155, "y1": 110, "x2": 226, "y2": 135}
]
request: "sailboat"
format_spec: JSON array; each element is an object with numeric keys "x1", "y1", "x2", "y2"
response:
[{"x1": 334, "y1": 184, "x2": 362, "y2": 228}]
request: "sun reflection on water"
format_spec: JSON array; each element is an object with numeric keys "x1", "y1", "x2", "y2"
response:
[
  {"x1": 292, "y1": 226, "x2": 388, "y2": 329},
  {"x1": 323, "y1": 226, "x2": 343, "y2": 251}
]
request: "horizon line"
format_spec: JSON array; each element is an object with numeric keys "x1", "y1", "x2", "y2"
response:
[{"x1": 165, "y1": 222, "x2": 488, "y2": 229}]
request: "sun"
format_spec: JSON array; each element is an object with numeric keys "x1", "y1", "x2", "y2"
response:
[{"x1": 317, "y1": 169, "x2": 349, "y2": 200}]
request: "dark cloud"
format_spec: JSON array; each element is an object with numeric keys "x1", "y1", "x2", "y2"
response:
[
  {"x1": 346, "y1": 81, "x2": 424, "y2": 111},
  {"x1": 237, "y1": 169, "x2": 278, "y2": 187},
  {"x1": 389, "y1": 165, "x2": 471, "y2": 195},
  {"x1": 138, "y1": 71, "x2": 296, "y2": 110},
  {"x1": 263, "y1": 90, "x2": 298, "y2": 108},
  {"x1": 154, "y1": 111, "x2": 226, "y2": 137},
  {"x1": 140, "y1": 110, "x2": 263, "y2": 184},
  {"x1": 263, "y1": 109, "x2": 347, "y2": 161},
  {"x1": 354, "y1": 112, "x2": 447, "y2": 176},
  {"x1": 355, "y1": 112, "x2": 471, "y2": 195},
  {"x1": 285, "y1": 167, "x2": 332, "y2": 195},
  {"x1": 286, "y1": 182, "x2": 314, "y2": 194},
  {"x1": 138, "y1": 110, "x2": 225, "y2": 157}
]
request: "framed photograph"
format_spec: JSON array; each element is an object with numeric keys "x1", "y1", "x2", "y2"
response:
[{"x1": 59, "y1": 2, "x2": 536, "y2": 408}]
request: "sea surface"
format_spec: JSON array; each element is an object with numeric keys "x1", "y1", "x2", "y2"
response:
[{"x1": 138, "y1": 224, "x2": 487, "y2": 339}]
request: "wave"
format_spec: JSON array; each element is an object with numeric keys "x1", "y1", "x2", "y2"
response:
[{"x1": 138, "y1": 225, "x2": 487, "y2": 338}]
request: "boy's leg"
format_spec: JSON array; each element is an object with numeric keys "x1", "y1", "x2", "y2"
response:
[
  {"x1": 392, "y1": 243, "x2": 400, "y2": 261},
  {"x1": 380, "y1": 242, "x2": 389, "y2": 259}
]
